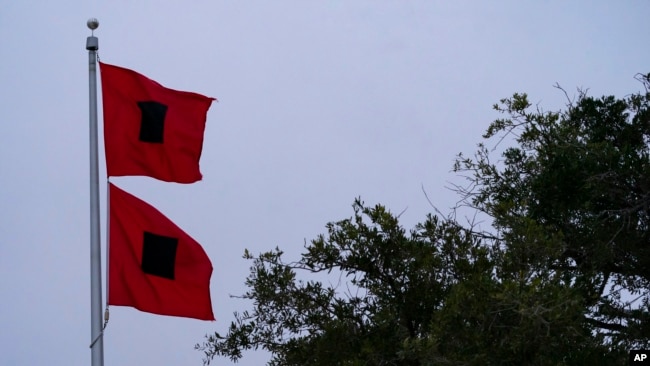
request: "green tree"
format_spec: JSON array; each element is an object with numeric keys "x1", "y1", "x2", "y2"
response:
[
  {"x1": 453, "y1": 73, "x2": 650, "y2": 352},
  {"x1": 197, "y1": 75, "x2": 650, "y2": 365},
  {"x1": 197, "y1": 201, "x2": 611, "y2": 365},
  {"x1": 198, "y1": 200, "x2": 494, "y2": 365}
]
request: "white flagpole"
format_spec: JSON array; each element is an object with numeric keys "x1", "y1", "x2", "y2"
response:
[{"x1": 86, "y1": 18, "x2": 104, "y2": 366}]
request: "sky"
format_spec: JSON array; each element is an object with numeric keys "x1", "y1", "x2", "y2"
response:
[{"x1": 1, "y1": 1, "x2": 648, "y2": 365}]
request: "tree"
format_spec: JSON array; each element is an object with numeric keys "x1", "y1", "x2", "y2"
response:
[
  {"x1": 197, "y1": 75, "x2": 650, "y2": 365},
  {"x1": 453, "y1": 73, "x2": 650, "y2": 352},
  {"x1": 197, "y1": 201, "x2": 614, "y2": 365},
  {"x1": 198, "y1": 200, "x2": 495, "y2": 365}
]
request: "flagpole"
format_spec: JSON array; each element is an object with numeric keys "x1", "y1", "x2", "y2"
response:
[{"x1": 86, "y1": 18, "x2": 104, "y2": 366}]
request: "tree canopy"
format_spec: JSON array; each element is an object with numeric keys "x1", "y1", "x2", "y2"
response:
[
  {"x1": 197, "y1": 74, "x2": 650, "y2": 365},
  {"x1": 454, "y1": 75, "x2": 650, "y2": 350}
]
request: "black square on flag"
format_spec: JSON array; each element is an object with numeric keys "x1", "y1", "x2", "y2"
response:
[
  {"x1": 137, "y1": 101, "x2": 168, "y2": 143},
  {"x1": 141, "y1": 231, "x2": 178, "y2": 280}
]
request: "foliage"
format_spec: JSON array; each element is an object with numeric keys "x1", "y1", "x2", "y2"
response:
[
  {"x1": 197, "y1": 201, "x2": 615, "y2": 365},
  {"x1": 198, "y1": 74, "x2": 650, "y2": 365},
  {"x1": 454, "y1": 74, "x2": 650, "y2": 351}
]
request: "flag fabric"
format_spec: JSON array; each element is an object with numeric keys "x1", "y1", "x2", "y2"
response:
[
  {"x1": 108, "y1": 182, "x2": 215, "y2": 320},
  {"x1": 100, "y1": 62, "x2": 215, "y2": 184}
]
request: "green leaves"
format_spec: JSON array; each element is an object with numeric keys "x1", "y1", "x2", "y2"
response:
[
  {"x1": 199, "y1": 75, "x2": 650, "y2": 365},
  {"x1": 453, "y1": 78, "x2": 650, "y2": 354},
  {"x1": 198, "y1": 201, "x2": 503, "y2": 365}
]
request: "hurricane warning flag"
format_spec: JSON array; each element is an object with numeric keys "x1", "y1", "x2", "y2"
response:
[
  {"x1": 108, "y1": 183, "x2": 214, "y2": 320},
  {"x1": 100, "y1": 62, "x2": 215, "y2": 183}
]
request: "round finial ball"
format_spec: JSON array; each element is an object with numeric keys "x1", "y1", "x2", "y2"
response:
[{"x1": 87, "y1": 18, "x2": 99, "y2": 30}]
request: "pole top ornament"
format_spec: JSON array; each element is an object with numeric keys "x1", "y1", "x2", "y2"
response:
[{"x1": 87, "y1": 18, "x2": 99, "y2": 31}]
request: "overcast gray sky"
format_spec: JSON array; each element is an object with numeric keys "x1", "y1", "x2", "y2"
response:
[{"x1": 1, "y1": 1, "x2": 648, "y2": 365}]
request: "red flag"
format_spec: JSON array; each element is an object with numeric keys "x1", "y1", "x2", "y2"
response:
[
  {"x1": 108, "y1": 183, "x2": 215, "y2": 320},
  {"x1": 100, "y1": 62, "x2": 215, "y2": 183}
]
